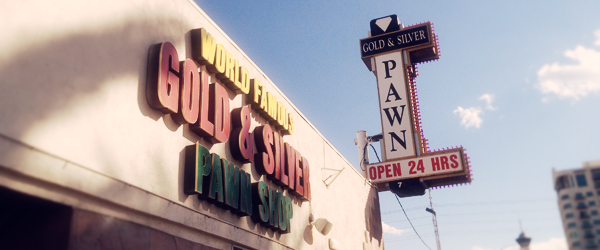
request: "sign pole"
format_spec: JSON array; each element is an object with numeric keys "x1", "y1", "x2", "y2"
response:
[
  {"x1": 428, "y1": 189, "x2": 441, "y2": 250},
  {"x1": 356, "y1": 130, "x2": 369, "y2": 178}
]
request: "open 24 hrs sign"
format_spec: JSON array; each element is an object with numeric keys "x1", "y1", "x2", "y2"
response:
[{"x1": 365, "y1": 147, "x2": 466, "y2": 183}]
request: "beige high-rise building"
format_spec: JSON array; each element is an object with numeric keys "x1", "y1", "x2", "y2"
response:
[{"x1": 553, "y1": 160, "x2": 600, "y2": 249}]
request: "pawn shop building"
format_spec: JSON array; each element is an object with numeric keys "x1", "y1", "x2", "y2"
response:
[{"x1": 0, "y1": 0, "x2": 384, "y2": 249}]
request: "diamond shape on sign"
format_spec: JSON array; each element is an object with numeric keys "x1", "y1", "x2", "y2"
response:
[{"x1": 375, "y1": 17, "x2": 392, "y2": 33}]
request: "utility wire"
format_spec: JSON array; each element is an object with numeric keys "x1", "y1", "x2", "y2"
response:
[
  {"x1": 433, "y1": 208, "x2": 556, "y2": 217},
  {"x1": 383, "y1": 207, "x2": 555, "y2": 216},
  {"x1": 386, "y1": 224, "x2": 562, "y2": 242},
  {"x1": 361, "y1": 141, "x2": 381, "y2": 171},
  {"x1": 433, "y1": 198, "x2": 554, "y2": 207},
  {"x1": 369, "y1": 143, "x2": 381, "y2": 162},
  {"x1": 386, "y1": 222, "x2": 563, "y2": 242},
  {"x1": 361, "y1": 141, "x2": 369, "y2": 171},
  {"x1": 383, "y1": 198, "x2": 554, "y2": 214},
  {"x1": 395, "y1": 194, "x2": 432, "y2": 250},
  {"x1": 398, "y1": 216, "x2": 559, "y2": 226},
  {"x1": 386, "y1": 216, "x2": 431, "y2": 223},
  {"x1": 386, "y1": 234, "x2": 436, "y2": 242}
]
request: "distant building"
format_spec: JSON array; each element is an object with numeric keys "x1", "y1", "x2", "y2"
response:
[
  {"x1": 553, "y1": 160, "x2": 600, "y2": 249},
  {"x1": 516, "y1": 231, "x2": 531, "y2": 250}
]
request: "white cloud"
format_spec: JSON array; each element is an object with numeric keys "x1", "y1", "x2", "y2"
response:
[
  {"x1": 381, "y1": 222, "x2": 409, "y2": 236},
  {"x1": 453, "y1": 106, "x2": 483, "y2": 129},
  {"x1": 472, "y1": 237, "x2": 567, "y2": 250},
  {"x1": 535, "y1": 29, "x2": 600, "y2": 101},
  {"x1": 479, "y1": 93, "x2": 497, "y2": 110},
  {"x1": 472, "y1": 247, "x2": 493, "y2": 250},
  {"x1": 530, "y1": 237, "x2": 568, "y2": 250}
]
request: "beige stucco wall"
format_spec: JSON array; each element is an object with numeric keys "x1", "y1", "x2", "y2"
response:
[{"x1": 0, "y1": 0, "x2": 383, "y2": 249}]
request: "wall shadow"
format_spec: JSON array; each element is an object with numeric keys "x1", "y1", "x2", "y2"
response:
[
  {"x1": 0, "y1": 12, "x2": 193, "y2": 141},
  {"x1": 365, "y1": 188, "x2": 383, "y2": 246}
]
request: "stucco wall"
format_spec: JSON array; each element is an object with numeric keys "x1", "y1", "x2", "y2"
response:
[{"x1": 0, "y1": 0, "x2": 383, "y2": 249}]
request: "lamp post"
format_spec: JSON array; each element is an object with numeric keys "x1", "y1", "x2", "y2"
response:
[{"x1": 425, "y1": 189, "x2": 441, "y2": 250}]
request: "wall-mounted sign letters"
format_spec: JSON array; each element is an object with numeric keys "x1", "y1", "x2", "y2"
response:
[{"x1": 147, "y1": 28, "x2": 311, "y2": 233}]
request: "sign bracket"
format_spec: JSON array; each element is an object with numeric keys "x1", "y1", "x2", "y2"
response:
[{"x1": 322, "y1": 167, "x2": 345, "y2": 187}]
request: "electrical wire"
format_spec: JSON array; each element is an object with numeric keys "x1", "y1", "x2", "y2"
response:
[
  {"x1": 432, "y1": 198, "x2": 554, "y2": 208},
  {"x1": 369, "y1": 143, "x2": 381, "y2": 162},
  {"x1": 387, "y1": 215, "x2": 560, "y2": 226},
  {"x1": 383, "y1": 206, "x2": 556, "y2": 216},
  {"x1": 386, "y1": 216, "x2": 431, "y2": 223},
  {"x1": 361, "y1": 141, "x2": 369, "y2": 171},
  {"x1": 395, "y1": 194, "x2": 432, "y2": 250}
]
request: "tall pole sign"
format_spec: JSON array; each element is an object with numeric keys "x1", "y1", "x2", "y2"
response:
[{"x1": 359, "y1": 15, "x2": 472, "y2": 194}]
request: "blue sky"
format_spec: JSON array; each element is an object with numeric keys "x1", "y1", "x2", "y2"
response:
[{"x1": 195, "y1": 1, "x2": 600, "y2": 249}]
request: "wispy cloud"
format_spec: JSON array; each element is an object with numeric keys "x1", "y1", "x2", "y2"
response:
[
  {"x1": 381, "y1": 222, "x2": 408, "y2": 236},
  {"x1": 472, "y1": 237, "x2": 567, "y2": 250},
  {"x1": 479, "y1": 94, "x2": 497, "y2": 110},
  {"x1": 535, "y1": 29, "x2": 600, "y2": 102},
  {"x1": 530, "y1": 237, "x2": 568, "y2": 250},
  {"x1": 453, "y1": 106, "x2": 483, "y2": 129},
  {"x1": 453, "y1": 93, "x2": 497, "y2": 129},
  {"x1": 472, "y1": 247, "x2": 493, "y2": 250}
]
